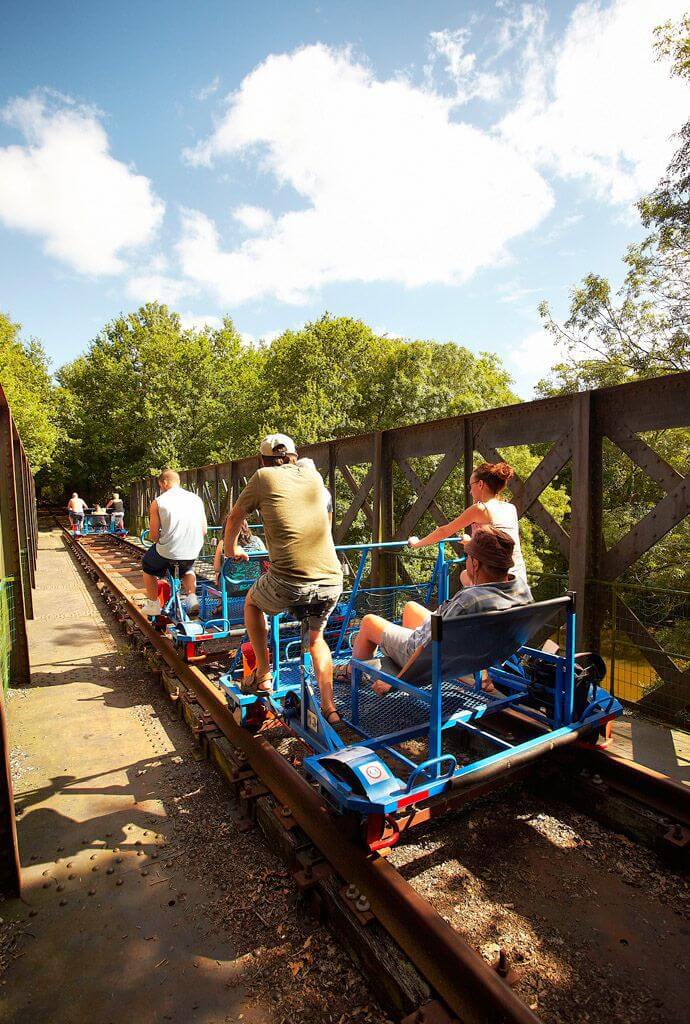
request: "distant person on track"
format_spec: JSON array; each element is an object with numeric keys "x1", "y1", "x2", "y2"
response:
[
  {"x1": 106, "y1": 492, "x2": 125, "y2": 530},
  {"x1": 67, "y1": 492, "x2": 88, "y2": 530},
  {"x1": 90, "y1": 504, "x2": 108, "y2": 531},
  {"x1": 408, "y1": 461, "x2": 527, "y2": 586},
  {"x1": 141, "y1": 469, "x2": 207, "y2": 618},
  {"x1": 224, "y1": 433, "x2": 343, "y2": 722}
]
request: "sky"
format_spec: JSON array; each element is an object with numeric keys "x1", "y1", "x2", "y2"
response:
[{"x1": 0, "y1": 0, "x2": 687, "y2": 398}]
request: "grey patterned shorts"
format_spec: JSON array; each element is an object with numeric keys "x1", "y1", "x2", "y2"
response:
[
  {"x1": 379, "y1": 623, "x2": 419, "y2": 669},
  {"x1": 247, "y1": 572, "x2": 342, "y2": 632}
]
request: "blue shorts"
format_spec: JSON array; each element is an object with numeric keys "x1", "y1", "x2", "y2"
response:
[{"x1": 142, "y1": 544, "x2": 195, "y2": 579}]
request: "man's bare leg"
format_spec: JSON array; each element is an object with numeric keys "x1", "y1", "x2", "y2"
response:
[
  {"x1": 351, "y1": 613, "x2": 389, "y2": 662},
  {"x1": 181, "y1": 570, "x2": 196, "y2": 595},
  {"x1": 143, "y1": 572, "x2": 160, "y2": 600},
  {"x1": 310, "y1": 630, "x2": 338, "y2": 719},
  {"x1": 244, "y1": 594, "x2": 272, "y2": 688},
  {"x1": 401, "y1": 601, "x2": 431, "y2": 629}
]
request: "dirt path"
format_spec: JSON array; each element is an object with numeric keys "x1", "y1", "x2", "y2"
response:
[{"x1": 1, "y1": 526, "x2": 384, "y2": 1024}]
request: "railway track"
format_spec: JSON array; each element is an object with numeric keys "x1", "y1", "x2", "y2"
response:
[{"x1": 59, "y1": 525, "x2": 689, "y2": 1024}]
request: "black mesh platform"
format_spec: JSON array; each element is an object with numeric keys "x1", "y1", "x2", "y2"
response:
[{"x1": 277, "y1": 661, "x2": 501, "y2": 739}]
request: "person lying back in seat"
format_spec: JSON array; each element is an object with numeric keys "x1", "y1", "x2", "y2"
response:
[{"x1": 348, "y1": 526, "x2": 533, "y2": 695}]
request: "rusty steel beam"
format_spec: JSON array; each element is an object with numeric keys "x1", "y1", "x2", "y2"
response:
[{"x1": 71, "y1": 532, "x2": 541, "y2": 1024}]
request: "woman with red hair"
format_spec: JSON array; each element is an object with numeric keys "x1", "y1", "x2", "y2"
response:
[{"x1": 409, "y1": 461, "x2": 527, "y2": 585}]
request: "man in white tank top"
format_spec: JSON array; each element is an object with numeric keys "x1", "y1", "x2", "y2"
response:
[{"x1": 141, "y1": 469, "x2": 207, "y2": 617}]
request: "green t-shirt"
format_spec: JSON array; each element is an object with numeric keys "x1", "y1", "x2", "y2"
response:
[{"x1": 234, "y1": 464, "x2": 342, "y2": 586}]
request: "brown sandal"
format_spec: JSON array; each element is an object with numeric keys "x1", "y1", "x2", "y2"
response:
[{"x1": 240, "y1": 668, "x2": 273, "y2": 695}]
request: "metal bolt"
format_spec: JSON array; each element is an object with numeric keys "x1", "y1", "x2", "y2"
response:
[
  {"x1": 88, "y1": 889, "x2": 96, "y2": 896},
  {"x1": 67, "y1": 862, "x2": 74, "y2": 869},
  {"x1": 497, "y1": 949, "x2": 509, "y2": 977},
  {"x1": 42, "y1": 882, "x2": 51, "y2": 889},
  {"x1": 355, "y1": 895, "x2": 370, "y2": 913},
  {"x1": 281, "y1": 806, "x2": 292, "y2": 817},
  {"x1": 673, "y1": 824, "x2": 683, "y2": 839},
  {"x1": 68, "y1": 874, "x2": 75, "y2": 881},
  {"x1": 59, "y1": 899, "x2": 68, "y2": 907},
  {"x1": 90, "y1": 854, "x2": 97, "y2": 861},
  {"x1": 116, "y1": 879, "x2": 124, "y2": 886},
  {"x1": 29, "y1": 910, "x2": 38, "y2": 918},
  {"x1": 42, "y1": 870, "x2": 50, "y2": 877},
  {"x1": 92, "y1": 866, "x2": 98, "y2": 872},
  {"x1": 56, "y1": 885, "x2": 64, "y2": 893},
  {"x1": 345, "y1": 884, "x2": 359, "y2": 900},
  {"x1": 106, "y1": 868, "x2": 115, "y2": 875},
  {"x1": 115, "y1": 857, "x2": 123, "y2": 864},
  {"x1": 592, "y1": 774, "x2": 602, "y2": 785},
  {"x1": 141, "y1": 870, "x2": 149, "y2": 877}
]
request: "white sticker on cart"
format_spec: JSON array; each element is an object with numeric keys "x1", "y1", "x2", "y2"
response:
[{"x1": 363, "y1": 762, "x2": 389, "y2": 782}]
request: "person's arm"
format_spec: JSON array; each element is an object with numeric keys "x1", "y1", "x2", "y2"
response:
[
  {"x1": 213, "y1": 540, "x2": 223, "y2": 577},
  {"x1": 105, "y1": 499, "x2": 113, "y2": 509},
  {"x1": 224, "y1": 503, "x2": 250, "y2": 561},
  {"x1": 409, "y1": 505, "x2": 488, "y2": 548},
  {"x1": 148, "y1": 500, "x2": 161, "y2": 543}
]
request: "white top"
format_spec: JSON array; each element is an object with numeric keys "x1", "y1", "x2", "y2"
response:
[
  {"x1": 482, "y1": 498, "x2": 527, "y2": 582},
  {"x1": 155, "y1": 486, "x2": 207, "y2": 560}
]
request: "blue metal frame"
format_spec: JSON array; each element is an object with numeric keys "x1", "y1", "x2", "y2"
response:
[
  {"x1": 302, "y1": 595, "x2": 622, "y2": 815},
  {"x1": 222, "y1": 548, "x2": 622, "y2": 818}
]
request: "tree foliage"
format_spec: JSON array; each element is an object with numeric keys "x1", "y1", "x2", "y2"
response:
[
  {"x1": 51, "y1": 307, "x2": 520, "y2": 497},
  {"x1": 0, "y1": 312, "x2": 60, "y2": 471}
]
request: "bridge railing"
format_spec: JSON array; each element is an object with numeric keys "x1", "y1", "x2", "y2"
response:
[
  {"x1": 129, "y1": 371, "x2": 690, "y2": 723},
  {"x1": 0, "y1": 381, "x2": 36, "y2": 895}
]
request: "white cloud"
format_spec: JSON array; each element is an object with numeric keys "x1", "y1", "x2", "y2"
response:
[
  {"x1": 179, "y1": 44, "x2": 553, "y2": 305},
  {"x1": 428, "y1": 28, "x2": 503, "y2": 102},
  {"x1": 507, "y1": 327, "x2": 563, "y2": 396},
  {"x1": 195, "y1": 76, "x2": 220, "y2": 101},
  {"x1": 500, "y1": 0, "x2": 689, "y2": 204},
  {"x1": 126, "y1": 272, "x2": 197, "y2": 304},
  {"x1": 180, "y1": 313, "x2": 223, "y2": 331},
  {"x1": 0, "y1": 91, "x2": 164, "y2": 275},
  {"x1": 233, "y1": 204, "x2": 274, "y2": 232}
]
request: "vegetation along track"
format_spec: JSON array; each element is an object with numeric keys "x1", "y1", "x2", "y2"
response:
[{"x1": 61, "y1": 526, "x2": 689, "y2": 1024}]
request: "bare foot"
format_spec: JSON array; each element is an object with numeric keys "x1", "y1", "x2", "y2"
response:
[{"x1": 372, "y1": 679, "x2": 392, "y2": 696}]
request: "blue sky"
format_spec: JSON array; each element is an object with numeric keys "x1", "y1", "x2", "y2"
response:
[{"x1": 0, "y1": 0, "x2": 687, "y2": 397}]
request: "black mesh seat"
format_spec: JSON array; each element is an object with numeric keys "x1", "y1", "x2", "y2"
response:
[{"x1": 400, "y1": 596, "x2": 571, "y2": 687}]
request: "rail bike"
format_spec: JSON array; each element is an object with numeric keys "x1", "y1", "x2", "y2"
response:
[{"x1": 218, "y1": 539, "x2": 622, "y2": 847}]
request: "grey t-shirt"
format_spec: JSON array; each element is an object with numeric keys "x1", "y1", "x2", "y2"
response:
[{"x1": 407, "y1": 574, "x2": 533, "y2": 652}]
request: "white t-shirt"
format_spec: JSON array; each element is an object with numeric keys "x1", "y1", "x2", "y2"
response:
[
  {"x1": 155, "y1": 486, "x2": 207, "y2": 560},
  {"x1": 483, "y1": 498, "x2": 527, "y2": 583},
  {"x1": 68, "y1": 498, "x2": 88, "y2": 514}
]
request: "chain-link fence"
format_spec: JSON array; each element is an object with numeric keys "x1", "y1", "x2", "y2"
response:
[{"x1": 526, "y1": 572, "x2": 690, "y2": 726}]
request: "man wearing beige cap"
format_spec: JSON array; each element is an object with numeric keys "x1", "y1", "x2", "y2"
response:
[
  {"x1": 224, "y1": 433, "x2": 343, "y2": 721},
  {"x1": 348, "y1": 525, "x2": 533, "y2": 694}
]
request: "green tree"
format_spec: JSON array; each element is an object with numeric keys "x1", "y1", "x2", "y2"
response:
[
  {"x1": 54, "y1": 303, "x2": 263, "y2": 497},
  {"x1": 0, "y1": 312, "x2": 60, "y2": 471}
]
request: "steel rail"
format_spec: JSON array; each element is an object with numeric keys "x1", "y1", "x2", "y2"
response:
[{"x1": 65, "y1": 529, "x2": 541, "y2": 1024}]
